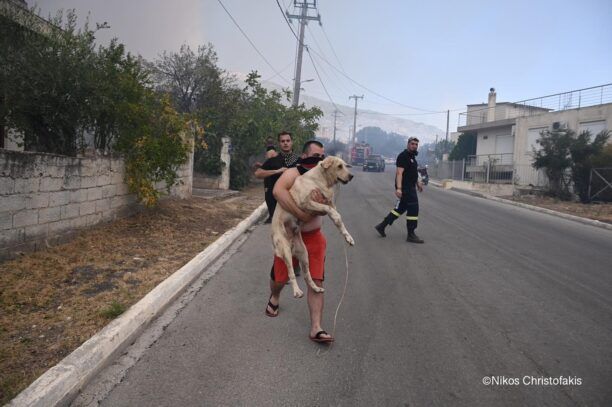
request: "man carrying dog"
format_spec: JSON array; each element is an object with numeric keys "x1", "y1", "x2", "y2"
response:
[
  {"x1": 264, "y1": 140, "x2": 335, "y2": 343},
  {"x1": 255, "y1": 131, "x2": 300, "y2": 223},
  {"x1": 374, "y1": 136, "x2": 425, "y2": 243}
]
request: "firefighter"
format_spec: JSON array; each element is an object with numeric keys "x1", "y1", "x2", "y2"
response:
[{"x1": 374, "y1": 137, "x2": 425, "y2": 243}]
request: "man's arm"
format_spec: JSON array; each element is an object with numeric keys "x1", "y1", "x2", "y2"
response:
[
  {"x1": 254, "y1": 167, "x2": 286, "y2": 179},
  {"x1": 273, "y1": 168, "x2": 314, "y2": 223},
  {"x1": 395, "y1": 167, "x2": 404, "y2": 198}
]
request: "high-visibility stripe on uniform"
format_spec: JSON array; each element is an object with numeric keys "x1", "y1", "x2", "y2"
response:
[
  {"x1": 391, "y1": 209, "x2": 401, "y2": 217},
  {"x1": 406, "y1": 216, "x2": 418, "y2": 220}
]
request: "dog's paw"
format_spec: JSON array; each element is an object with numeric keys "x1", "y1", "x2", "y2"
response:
[
  {"x1": 293, "y1": 288, "x2": 304, "y2": 298},
  {"x1": 345, "y1": 234, "x2": 355, "y2": 246}
]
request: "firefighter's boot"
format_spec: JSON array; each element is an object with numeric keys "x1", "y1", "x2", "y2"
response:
[
  {"x1": 407, "y1": 231, "x2": 424, "y2": 244},
  {"x1": 374, "y1": 222, "x2": 387, "y2": 237},
  {"x1": 375, "y1": 213, "x2": 395, "y2": 238}
]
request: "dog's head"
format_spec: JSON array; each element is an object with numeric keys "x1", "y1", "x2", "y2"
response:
[{"x1": 320, "y1": 156, "x2": 354, "y2": 185}]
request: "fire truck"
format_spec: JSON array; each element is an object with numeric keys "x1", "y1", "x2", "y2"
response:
[{"x1": 351, "y1": 143, "x2": 371, "y2": 166}]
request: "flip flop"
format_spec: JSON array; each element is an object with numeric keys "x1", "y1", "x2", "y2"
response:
[
  {"x1": 309, "y1": 330, "x2": 334, "y2": 343},
  {"x1": 265, "y1": 297, "x2": 279, "y2": 317}
]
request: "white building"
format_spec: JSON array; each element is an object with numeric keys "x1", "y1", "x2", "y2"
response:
[{"x1": 457, "y1": 85, "x2": 612, "y2": 186}]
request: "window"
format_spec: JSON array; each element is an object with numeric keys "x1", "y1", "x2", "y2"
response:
[
  {"x1": 496, "y1": 135, "x2": 514, "y2": 155},
  {"x1": 527, "y1": 127, "x2": 547, "y2": 154},
  {"x1": 578, "y1": 120, "x2": 607, "y2": 137}
]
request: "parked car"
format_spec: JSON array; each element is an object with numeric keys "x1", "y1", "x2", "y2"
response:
[{"x1": 363, "y1": 154, "x2": 385, "y2": 172}]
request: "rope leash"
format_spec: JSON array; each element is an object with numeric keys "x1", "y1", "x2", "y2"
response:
[
  {"x1": 332, "y1": 244, "x2": 351, "y2": 338},
  {"x1": 317, "y1": 183, "x2": 350, "y2": 355},
  {"x1": 317, "y1": 244, "x2": 349, "y2": 356}
]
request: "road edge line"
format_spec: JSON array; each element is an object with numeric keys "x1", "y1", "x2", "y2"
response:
[{"x1": 429, "y1": 180, "x2": 612, "y2": 232}]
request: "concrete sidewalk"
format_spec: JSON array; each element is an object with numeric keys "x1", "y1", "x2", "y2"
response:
[
  {"x1": 429, "y1": 180, "x2": 612, "y2": 232},
  {"x1": 192, "y1": 188, "x2": 240, "y2": 199}
]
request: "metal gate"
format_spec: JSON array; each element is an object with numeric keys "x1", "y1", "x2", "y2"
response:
[{"x1": 588, "y1": 167, "x2": 612, "y2": 201}]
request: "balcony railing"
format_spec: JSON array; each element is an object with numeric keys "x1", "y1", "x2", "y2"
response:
[
  {"x1": 458, "y1": 83, "x2": 612, "y2": 127},
  {"x1": 466, "y1": 153, "x2": 514, "y2": 166}
]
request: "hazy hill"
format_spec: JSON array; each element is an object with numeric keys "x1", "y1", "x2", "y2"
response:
[
  {"x1": 301, "y1": 94, "x2": 444, "y2": 145},
  {"x1": 258, "y1": 80, "x2": 444, "y2": 144}
]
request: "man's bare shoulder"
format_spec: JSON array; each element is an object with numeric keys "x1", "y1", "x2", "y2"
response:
[{"x1": 280, "y1": 167, "x2": 300, "y2": 180}]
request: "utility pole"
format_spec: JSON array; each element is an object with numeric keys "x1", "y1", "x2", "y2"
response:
[
  {"x1": 332, "y1": 109, "x2": 339, "y2": 146},
  {"x1": 349, "y1": 94, "x2": 363, "y2": 164},
  {"x1": 287, "y1": 1, "x2": 320, "y2": 107},
  {"x1": 435, "y1": 134, "x2": 439, "y2": 162},
  {"x1": 445, "y1": 109, "x2": 450, "y2": 153}
]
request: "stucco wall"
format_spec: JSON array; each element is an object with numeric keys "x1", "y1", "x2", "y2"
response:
[
  {"x1": 475, "y1": 126, "x2": 514, "y2": 156},
  {"x1": 514, "y1": 103, "x2": 612, "y2": 167},
  {"x1": 0, "y1": 149, "x2": 193, "y2": 259}
]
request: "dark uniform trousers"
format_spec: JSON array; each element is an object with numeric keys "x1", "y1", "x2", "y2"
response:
[
  {"x1": 384, "y1": 185, "x2": 419, "y2": 233},
  {"x1": 264, "y1": 187, "x2": 277, "y2": 219}
]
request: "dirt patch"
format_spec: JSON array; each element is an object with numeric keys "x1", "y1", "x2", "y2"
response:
[
  {"x1": 507, "y1": 195, "x2": 612, "y2": 224},
  {"x1": 0, "y1": 183, "x2": 264, "y2": 404}
]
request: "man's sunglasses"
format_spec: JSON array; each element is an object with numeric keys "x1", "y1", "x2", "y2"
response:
[{"x1": 311, "y1": 153, "x2": 325, "y2": 158}]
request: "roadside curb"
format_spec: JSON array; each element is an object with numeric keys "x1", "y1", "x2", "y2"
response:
[
  {"x1": 9, "y1": 202, "x2": 268, "y2": 407},
  {"x1": 429, "y1": 180, "x2": 612, "y2": 232}
]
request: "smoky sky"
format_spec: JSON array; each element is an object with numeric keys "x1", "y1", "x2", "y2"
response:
[
  {"x1": 36, "y1": 0, "x2": 205, "y2": 61},
  {"x1": 34, "y1": 0, "x2": 612, "y2": 134}
]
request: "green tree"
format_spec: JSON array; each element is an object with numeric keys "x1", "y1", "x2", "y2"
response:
[
  {"x1": 114, "y1": 94, "x2": 191, "y2": 207},
  {"x1": 225, "y1": 72, "x2": 321, "y2": 189},
  {"x1": 0, "y1": 8, "x2": 191, "y2": 206},
  {"x1": 569, "y1": 130, "x2": 610, "y2": 203},
  {"x1": 434, "y1": 139, "x2": 455, "y2": 161},
  {"x1": 532, "y1": 128, "x2": 574, "y2": 199},
  {"x1": 151, "y1": 44, "x2": 224, "y2": 115},
  {"x1": 1, "y1": 9, "x2": 101, "y2": 155},
  {"x1": 150, "y1": 45, "x2": 323, "y2": 189},
  {"x1": 449, "y1": 132, "x2": 476, "y2": 160}
]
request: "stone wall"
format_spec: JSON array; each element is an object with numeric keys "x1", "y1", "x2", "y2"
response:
[
  {"x1": 193, "y1": 173, "x2": 222, "y2": 189},
  {"x1": 0, "y1": 149, "x2": 193, "y2": 259}
]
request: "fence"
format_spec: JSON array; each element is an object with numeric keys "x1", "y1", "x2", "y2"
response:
[
  {"x1": 458, "y1": 83, "x2": 612, "y2": 127},
  {"x1": 429, "y1": 155, "x2": 547, "y2": 188},
  {"x1": 589, "y1": 167, "x2": 612, "y2": 202}
]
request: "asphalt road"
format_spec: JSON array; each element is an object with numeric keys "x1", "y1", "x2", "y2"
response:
[{"x1": 92, "y1": 166, "x2": 612, "y2": 407}]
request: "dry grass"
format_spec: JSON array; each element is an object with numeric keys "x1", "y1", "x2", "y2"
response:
[
  {"x1": 509, "y1": 195, "x2": 612, "y2": 223},
  {"x1": 0, "y1": 184, "x2": 264, "y2": 404}
]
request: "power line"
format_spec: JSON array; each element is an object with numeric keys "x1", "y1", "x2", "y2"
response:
[
  {"x1": 274, "y1": 0, "x2": 453, "y2": 117},
  {"x1": 274, "y1": 0, "x2": 441, "y2": 113},
  {"x1": 305, "y1": 47, "x2": 341, "y2": 112},
  {"x1": 275, "y1": 5, "x2": 344, "y2": 113},
  {"x1": 319, "y1": 23, "x2": 347, "y2": 73},
  {"x1": 313, "y1": 50, "x2": 442, "y2": 113},
  {"x1": 359, "y1": 111, "x2": 447, "y2": 116},
  {"x1": 285, "y1": 0, "x2": 321, "y2": 107},
  {"x1": 276, "y1": 0, "x2": 299, "y2": 38},
  {"x1": 263, "y1": 60, "x2": 294, "y2": 82},
  {"x1": 216, "y1": 0, "x2": 290, "y2": 85},
  {"x1": 306, "y1": 25, "x2": 353, "y2": 96}
]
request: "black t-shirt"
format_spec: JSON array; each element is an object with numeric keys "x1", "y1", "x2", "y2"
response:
[
  {"x1": 395, "y1": 149, "x2": 418, "y2": 190},
  {"x1": 261, "y1": 153, "x2": 299, "y2": 189}
]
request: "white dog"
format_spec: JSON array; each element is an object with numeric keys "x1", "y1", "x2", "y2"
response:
[{"x1": 271, "y1": 156, "x2": 355, "y2": 298}]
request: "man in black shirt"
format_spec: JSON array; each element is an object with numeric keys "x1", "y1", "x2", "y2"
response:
[
  {"x1": 374, "y1": 137, "x2": 425, "y2": 243},
  {"x1": 255, "y1": 131, "x2": 300, "y2": 223}
]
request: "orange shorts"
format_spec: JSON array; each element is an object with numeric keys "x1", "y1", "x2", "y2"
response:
[{"x1": 271, "y1": 229, "x2": 327, "y2": 283}]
